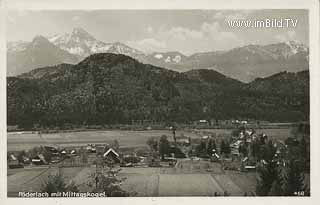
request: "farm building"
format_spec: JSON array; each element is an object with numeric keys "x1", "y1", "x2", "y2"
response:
[
  {"x1": 31, "y1": 154, "x2": 46, "y2": 165},
  {"x1": 86, "y1": 144, "x2": 97, "y2": 153},
  {"x1": 8, "y1": 154, "x2": 24, "y2": 168},
  {"x1": 70, "y1": 149, "x2": 76, "y2": 155},
  {"x1": 103, "y1": 148, "x2": 120, "y2": 163}
]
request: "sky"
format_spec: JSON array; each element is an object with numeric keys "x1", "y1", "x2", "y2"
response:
[{"x1": 7, "y1": 10, "x2": 308, "y2": 55}]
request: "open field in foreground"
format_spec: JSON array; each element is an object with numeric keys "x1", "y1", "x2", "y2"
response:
[
  {"x1": 7, "y1": 128, "x2": 292, "y2": 151},
  {"x1": 8, "y1": 160, "x2": 257, "y2": 197}
]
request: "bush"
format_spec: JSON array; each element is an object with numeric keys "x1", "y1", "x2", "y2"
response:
[{"x1": 41, "y1": 173, "x2": 79, "y2": 195}]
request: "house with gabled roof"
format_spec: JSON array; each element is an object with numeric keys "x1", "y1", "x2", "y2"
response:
[{"x1": 103, "y1": 148, "x2": 120, "y2": 163}]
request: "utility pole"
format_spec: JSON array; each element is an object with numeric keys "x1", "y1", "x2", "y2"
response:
[{"x1": 171, "y1": 124, "x2": 177, "y2": 149}]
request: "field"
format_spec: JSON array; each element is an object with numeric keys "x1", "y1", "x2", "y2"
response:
[
  {"x1": 7, "y1": 128, "x2": 292, "y2": 151},
  {"x1": 7, "y1": 160, "x2": 257, "y2": 197}
]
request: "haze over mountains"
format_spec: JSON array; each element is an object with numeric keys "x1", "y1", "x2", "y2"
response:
[{"x1": 7, "y1": 27, "x2": 309, "y2": 82}]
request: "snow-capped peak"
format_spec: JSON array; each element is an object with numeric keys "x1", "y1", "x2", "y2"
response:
[
  {"x1": 151, "y1": 52, "x2": 185, "y2": 64},
  {"x1": 107, "y1": 42, "x2": 144, "y2": 56},
  {"x1": 172, "y1": 55, "x2": 181, "y2": 63},
  {"x1": 48, "y1": 28, "x2": 146, "y2": 59},
  {"x1": 285, "y1": 40, "x2": 308, "y2": 54},
  {"x1": 71, "y1": 27, "x2": 96, "y2": 41},
  {"x1": 48, "y1": 27, "x2": 112, "y2": 57}
]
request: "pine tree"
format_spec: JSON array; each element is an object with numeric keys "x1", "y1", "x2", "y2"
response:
[
  {"x1": 207, "y1": 139, "x2": 213, "y2": 156},
  {"x1": 256, "y1": 160, "x2": 279, "y2": 196},
  {"x1": 212, "y1": 140, "x2": 217, "y2": 151},
  {"x1": 268, "y1": 166, "x2": 285, "y2": 196},
  {"x1": 159, "y1": 135, "x2": 170, "y2": 160},
  {"x1": 88, "y1": 158, "x2": 133, "y2": 196},
  {"x1": 283, "y1": 158, "x2": 305, "y2": 196},
  {"x1": 41, "y1": 173, "x2": 79, "y2": 195},
  {"x1": 220, "y1": 140, "x2": 226, "y2": 154}
]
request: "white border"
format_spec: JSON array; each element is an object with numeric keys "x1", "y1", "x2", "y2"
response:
[{"x1": 0, "y1": 0, "x2": 319, "y2": 205}]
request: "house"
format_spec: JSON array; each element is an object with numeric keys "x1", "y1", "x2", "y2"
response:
[
  {"x1": 22, "y1": 156, "x2": 31, "y2": 164},
  {"x1": 202, "y1": 135, "x2": 209, "y2": 140},
  {"x1": 195, "y1": 119, "x2": 209, "y2": 126},
  {"x1": 241, "y1": 121, "x2": 248, "y2": 125},
  {"x1": 8, "y1": 154, "x2": 23, "y2": 168},
  {"x1": 211, "y1": 153, "x2": 220, "y2": 162},
  {"x1": 230, "y1": 140, "x2": 242, "y2": 156},
  {"x1": 32, "y1": 154, "x2": 46, "y2": 165},
  {"x1": 86, "y1": 144, "x2": 92, "y2": 151},
  {"x1": 103, "y1": 148, "x2": 120, "y2": 163},
  {"x1": 70, "y1": 149, "x2": 76, "y2": 155},
  {"x1": 243, "y1": 165, "x2": 256, "y2": 172},
  {"x1": 9, "y1": 154, "x2": 17, "y2": 161},
  {"x1": 242, "y1": 156, "x2": 248, "y2": 162},
  {"x1": 86, "y1": 144, "x2": 96, "y2": 153}
]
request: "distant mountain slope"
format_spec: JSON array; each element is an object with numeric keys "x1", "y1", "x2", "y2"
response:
[
  {"x1": 7, "y1": 36, "x2": 79, "y2": 76},
  {"x1": 247, "y1": 70, "x2": 309, "y2": 95},
  {"x1": 184, "y1": 69, "x2": 243, "y2": 88},
  {"x1": 8, "y1": 27, "x2": 309, "y2": 82},
  {"x1": 149, "y1": 41, "x2": 308, "y2": 82},
  {"x1": 19, "y1": 63, "x2": 74, "y2": 80},
  {"x1": 7, "y1": 53, "x2": 309, "y2": 128}
]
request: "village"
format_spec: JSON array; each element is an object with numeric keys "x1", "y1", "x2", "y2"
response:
[
  {"x1": 7, "y1": 121, "x2": 310, "y2": 197},
  {"x1": 7, "y1": 126, "x2": 271, "y2": 170}
]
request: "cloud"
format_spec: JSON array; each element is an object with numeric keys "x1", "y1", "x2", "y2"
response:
[
  {"x1": 129, "y1": 21, "x2": 243, "y2": 55},
  {"x1": 275, "y1": 30, "x2": 297, "y2": 42},
  {"x1": 213, "y1": 10, "x2": 254, "y2": 21},
  {"x1": 7, "y1": 15, "x2": 16, "y2": 24},
  {"x1": 127, "y1": 38, "x2": 167, "y2": 54},
  {"x1": 72, "y1": 16, "x2": 80, "y2": 21},
  {"x1": 146, "y1": 26, "x2": 153, "y2": 34}
]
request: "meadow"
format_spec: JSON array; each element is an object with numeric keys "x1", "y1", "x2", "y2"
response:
[
  {"x1": 7, "y1": 128, "x2": 292, "y2": 151},
  {"x1": 7, "y1": 160, "x2": 257, "y2": 197}
]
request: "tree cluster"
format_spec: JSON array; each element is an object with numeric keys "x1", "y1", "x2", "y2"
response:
[
  {"x1": 256, "y1": 126, "x2": 310, "y2": 196},
  {"x1": 7, "y1": 54, "x2": 309, "y2": 129}
]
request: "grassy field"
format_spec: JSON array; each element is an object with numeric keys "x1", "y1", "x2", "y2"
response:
[
  {"x1": 7, "y1": 159, "x2": 257, "y2": 197},
  {"x1": 7, "y1": 128, "x2": 292, "y2": 151},
  {"x1": 158, "y1": 174, "x2": 222, "y2": 196}
]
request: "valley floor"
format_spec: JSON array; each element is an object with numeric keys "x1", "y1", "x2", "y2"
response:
[{"x1": 7, "y1": 159, "x2": 257, "y2": 197}]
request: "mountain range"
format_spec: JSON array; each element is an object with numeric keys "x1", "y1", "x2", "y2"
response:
[
  {"x1": 7, "y1": 53, "x2": 309, "y2": 128},
  {"x1": 7, "y1": 27, "x2": 309, "y2": 82},
  {"x1": 7, "y1": 36, "x2": 79, "y2": 76}
]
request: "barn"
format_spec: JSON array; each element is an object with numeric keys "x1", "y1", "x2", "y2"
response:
[{"x1": 103, "y1": 148, "x2": 120, "y2": 163}]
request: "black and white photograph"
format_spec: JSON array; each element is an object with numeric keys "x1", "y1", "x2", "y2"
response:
[{"x1": 1, "y1": 0, "x2": 319, "y2": 200}]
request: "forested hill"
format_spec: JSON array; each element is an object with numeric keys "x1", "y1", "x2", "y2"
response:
[{"x1": 7, "y1": 53, "x2": 309, "y2": 129}]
